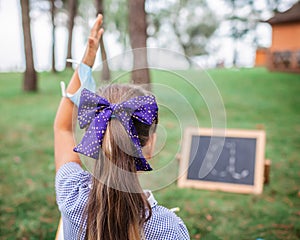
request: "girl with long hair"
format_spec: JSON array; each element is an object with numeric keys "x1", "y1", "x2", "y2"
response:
[{"x1": 54, "y1": 14, "x2": 189, "y2": 240}]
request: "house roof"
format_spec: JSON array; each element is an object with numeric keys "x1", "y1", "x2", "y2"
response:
[{"x1": 267, "y1": 2, "x2": 300, "y2": 25}]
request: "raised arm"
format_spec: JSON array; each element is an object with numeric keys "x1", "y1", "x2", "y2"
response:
[{"x1": 54, "y1": 14, "x2": 104, "y2": 172}]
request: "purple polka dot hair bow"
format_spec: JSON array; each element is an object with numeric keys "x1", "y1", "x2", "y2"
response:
[{"x1": 73, "y1": 88, "x2": 158, "y2": 171}]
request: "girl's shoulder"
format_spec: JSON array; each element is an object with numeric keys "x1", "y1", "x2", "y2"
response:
[
  {"x1": 144, "y1": 191, "x2": 190, "y2": 240},
  {"x1": 55, "y1": 162, "x2": 92, "y2": 189},
  {"x1": 150, "y1": 204, "x2": 185, "y2": 227},
  {"x1": 55, "y1": 162, "x2": 92, "y2": 211}
]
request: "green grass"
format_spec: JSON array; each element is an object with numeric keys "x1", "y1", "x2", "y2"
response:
[{"x1": 0, "y1": 68, "x2": 299, "y2": 239}]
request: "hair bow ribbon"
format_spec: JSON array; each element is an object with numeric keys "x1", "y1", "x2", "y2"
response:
[{"x1": 74, "y1": 88, "x2": 158, "y2": 171}]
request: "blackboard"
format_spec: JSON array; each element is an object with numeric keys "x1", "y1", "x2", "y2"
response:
[{"x1": 178, "y1": 128, "x2": 266, "y2": 194}]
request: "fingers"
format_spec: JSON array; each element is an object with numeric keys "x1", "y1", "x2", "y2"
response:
[
  {"x1": 97, "y1": 28, "x2": 104, "y2": 40},
  {"x1": 88, "y1": 37, "x2": 94, "y2": 46},
  {"x1": 82, "y1": 15, "x2": 104, "y2": 67},
  {"x1": 87, "y1": 27, "x2": 104, "y2": 46},
  {"x1": 90, "y1": 14, "x2": 103, "y2": 38}
]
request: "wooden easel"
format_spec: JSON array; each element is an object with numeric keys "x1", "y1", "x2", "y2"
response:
[{"x1": 264, "y1": 159, "x2": 271, "y2": 184}]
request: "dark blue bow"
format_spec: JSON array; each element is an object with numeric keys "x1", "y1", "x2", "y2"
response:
[{"x1": 73, "y1": 88, "x2": 158, "y2": 171}]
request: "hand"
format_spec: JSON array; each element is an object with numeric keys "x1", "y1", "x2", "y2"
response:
[{"x1": 82, "y1": 14, "x2": 104, "y2": 67}]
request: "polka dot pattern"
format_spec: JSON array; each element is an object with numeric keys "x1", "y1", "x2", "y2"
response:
[{"x1": 73, "y1": 88, "x2": 158, "y2": 171}]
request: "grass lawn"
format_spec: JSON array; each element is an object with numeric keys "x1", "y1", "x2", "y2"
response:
[{"x1": 0, "y1": 68, "x2": 299, "y2": 239}]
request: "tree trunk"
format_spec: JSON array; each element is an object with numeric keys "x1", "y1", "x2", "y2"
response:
[
  {"x1": 172, "y1": 21, "x2": 192, "y2": 68},
  {"x1": 95, "y1": 0, "x2": 110, "y2": 81},
  {"x1": 232, "y1": 42, "x2": 238, "y2": 67},
  {"x1": 128, "y1": 0, "x2": 150, "y2": 90},
  {"x1": 66, "y1": 0, "x2": 77, "y2": 68},
  {"x1": 20, "y1": 0, "x2": 38, "y2": 92},
  {"x1": 231, "y1": 0, "x2": 238, "y2": 67},
  {"x1": 50, "y1": 0, "x2": 56, "y2": 72}
]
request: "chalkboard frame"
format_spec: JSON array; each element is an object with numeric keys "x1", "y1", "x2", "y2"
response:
[{"x1": 178, "y1": 128, "x2": 266, "y2": 194}]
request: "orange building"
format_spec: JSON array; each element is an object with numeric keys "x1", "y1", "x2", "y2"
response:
[
  {"x1": 255, "y1": 48, "x2": 268, "y2": 67},
  {"x1": 256, "y1": 2, "x2": 300, "y2": 73}
]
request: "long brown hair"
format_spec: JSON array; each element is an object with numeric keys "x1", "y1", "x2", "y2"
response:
[{"x1": 83, "y1": 84, "x2": 157, "y2": 240}]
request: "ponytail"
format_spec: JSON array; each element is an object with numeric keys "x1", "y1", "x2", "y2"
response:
[{"x1": 82, "y1": 84, "x2": 156, "y2": 240}]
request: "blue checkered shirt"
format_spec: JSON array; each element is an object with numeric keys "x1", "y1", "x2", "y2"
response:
[{"x1": 55, "y1": 162, "x2": 190, "y2": 240}]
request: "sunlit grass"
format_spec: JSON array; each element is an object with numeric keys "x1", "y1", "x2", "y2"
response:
[{"x1": 0, "y1": 68, "x2": 299, "y2": 239}]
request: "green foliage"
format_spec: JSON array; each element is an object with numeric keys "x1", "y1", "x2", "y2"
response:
[
  {"x1": 222, "y1": 0, "x2": 298, "y2": 66},
  {"x1": 0, "y1": 68, "x2": 299, "y2": 239},
  {"x1": 222, "y1": 0, "x2": 258, "y2": 66},
  {"x1": 148, "y1": 0, "x2": 218, "y2": 61},
  {"x1": 76, "y1": 0, "x2": 219, "y2": 66},
  {"x1": 104, "y1": 0, "x2": 129, "y2": 45},
  {"x1": 223, "y1": 0, "x2": 259, "y2": 38},
  {"x1": 266, "y1": 0, "x2": 297, "y2": 12}
]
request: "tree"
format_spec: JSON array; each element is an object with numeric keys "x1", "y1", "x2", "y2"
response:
[
  {"x1": 147, "y1": 0, "x2": 218, "y2": 66},
  {"x1": 66, "y1": 0, "x2": 77, "y2": 68},
  {"x1": 28, "y1": 0, "x2": 62, "y2": 72},
  {"x1": 104, "y1": 0, "x2": 129, "y2": 51},
  {"x1": 20, "y1": 0, "x2": 38, "y2": 91},
  {"x1": 128, "y1": 0, "x2": 150, "y2": 89},
  {"x1": 223, "y1": 0, "x2": 253, "y2": 66},
  {"x1": 266, "y1": 0, "x2": 287, "y2": 12},
  {"x1": 50, "y1": 0, "x2": 57, "y2": 72},
  {"x1": 218, "y1": 0, "x2": 297, "y2": 67},
  {"x1": 95, "y1": 0, "x2": 110, "y2": 81}
]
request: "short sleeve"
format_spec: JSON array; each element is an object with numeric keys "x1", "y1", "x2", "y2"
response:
[
  {"x1": 55, "y1": 162, "x2": 91, "y2": 240},
  {"x1": 144, "y1": 205, "x2": 190, "y2": 240}
]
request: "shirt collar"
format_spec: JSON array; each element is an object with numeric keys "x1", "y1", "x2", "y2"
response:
[{"x1": 144, "y1": 189, "x2": 157, "y2": 208}]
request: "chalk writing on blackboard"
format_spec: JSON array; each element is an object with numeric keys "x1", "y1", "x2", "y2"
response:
[
  {"x1": 210, "y1": 142, "x2": 249, "y2": 179},
  {"x1": 178, "y1": 128, "x2": 266, "y2": 194},
  {"x1": 187, "y1": 136, "x2": 257, "y2": 185}
]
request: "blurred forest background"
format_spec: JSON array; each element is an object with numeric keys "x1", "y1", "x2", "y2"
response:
[{"x1": 0, "y1": 0, "x2": 298, "y2": 91}]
